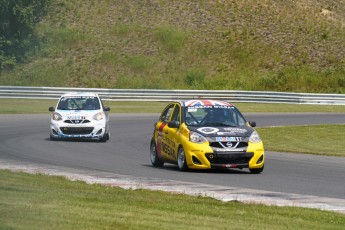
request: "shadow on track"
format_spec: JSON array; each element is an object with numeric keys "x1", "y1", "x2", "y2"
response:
[{"x1": 142, "y1": 164, "x2": 251, "y2": 174}]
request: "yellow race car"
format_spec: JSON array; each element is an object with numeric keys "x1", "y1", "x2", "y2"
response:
[{"x1": 150, "y1": 100, "x2": 264, "y2": 173}]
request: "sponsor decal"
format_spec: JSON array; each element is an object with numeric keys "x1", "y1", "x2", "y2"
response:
[
  {"x1": 217, "y1": 132, "x2": 235, "y2": 135},
  {"x1": 156, "y1": 123, "x2": 176, "y2": 159},
  {"x1": 215, "y1": 137, "x2": 242, "y2": 142},
  {"x1": 217, "y1": 132, "x2": 248, "y2": 137},
  {"x1": 67, "y1": 115, "x2": 86, "y2": 120},
  {"x1": 67, "y1": 125, "x2": 85, "y2": 127},
  {"x1": 222, "y1": 164, "x2": 238, "y2": 168},
  {"x1": 223, "y1": 128, "x2": 247, "y2": 134},
  {"x1": 187, "y1": 108, "x2": 197, "y2": 112},
  {"x1": 161, "y1": 134, "x2": 177, "y2": 160},
  {"x1": 197, "y1": 127, "x2": 219, "y2": 134},
  {"x1": 61, "y1": 96, "x2": 96, "y2": 101}
]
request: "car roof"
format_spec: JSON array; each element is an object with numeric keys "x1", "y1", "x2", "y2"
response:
[
  {"x1": 60, "y1": 92, "x2": 99, "y2": 97},
  {"x1": 178, "y1": 99, "x2": 234, "y2": 107}
]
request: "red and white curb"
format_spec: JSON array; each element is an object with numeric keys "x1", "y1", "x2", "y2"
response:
[{"x1": 1, "y1": 159, "x2": 344, "y2": 215}]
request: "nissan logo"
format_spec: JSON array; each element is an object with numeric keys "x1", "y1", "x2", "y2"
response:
[{"x1": 226, "y1": 142, "x2": 233, "y2": 147}]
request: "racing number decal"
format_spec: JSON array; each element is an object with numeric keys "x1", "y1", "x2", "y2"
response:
[
  {"x1": 161, "y1": 133, "x2": 176, "y2": 159},
  {"x1": 156, "y1": 122, "x2": 176, "y2": 160}
]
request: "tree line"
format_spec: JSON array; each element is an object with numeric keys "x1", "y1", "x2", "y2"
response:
[{"x1": 0, "y1": 0, "x2": 50, "y2": 71}]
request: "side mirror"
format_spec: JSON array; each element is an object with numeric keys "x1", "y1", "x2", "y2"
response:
[
  {"x1": 248, "y1": 121, "x2": 256, "y2": 127},
  {"x1": 168, "y1": 121, "x2": 180, "y2": 129},
  {"x1": 49, "y1": 106, "x2": 55, "y2": 112},
  {"x1": 103, "y1": 106, "x2": 110, "y2": 112}
]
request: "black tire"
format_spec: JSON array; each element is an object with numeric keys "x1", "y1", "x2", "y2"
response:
[
  {"x1": 150, "y1": 141, "x2": 164, "y2": 167},
  {"x1": 50, "y1": 133, "x2": 56, "y2": 141},
  {"x1": 249, "y1": 165, "x2": 264, "y2": 174},
  {"x1": 100, "y1": 133, "x2": 108, "y2": 142},
  {"x1": 177, "y1": 146, "x2": 188, "y2": 171}
]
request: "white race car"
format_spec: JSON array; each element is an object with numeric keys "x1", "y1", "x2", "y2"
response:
[{"x1": 49, "y1": 92, "x2": 110, "y2": 142}]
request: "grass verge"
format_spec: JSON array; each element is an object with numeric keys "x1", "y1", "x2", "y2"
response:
[
  {"x1": 1, "y1": 98, "x2": 345, "y2": 114},
  {"x1": 257, "y1": 124, "x2": 345, "y2": 157},
  {"x1": 0, "y1": 169, "x2": 344, "y2": 229}
]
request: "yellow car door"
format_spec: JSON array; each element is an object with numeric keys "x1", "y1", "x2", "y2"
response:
[
  {"x1": 163, "y1": 104, "x2": 182, "y2": 162},
  {"x1": 155, "y1": 103, "x2": 175, "y2": 161}
]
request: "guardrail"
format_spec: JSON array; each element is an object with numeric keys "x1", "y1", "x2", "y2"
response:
[{"x1": 1, "y1": 86, "x2": 345, "y2": 105}]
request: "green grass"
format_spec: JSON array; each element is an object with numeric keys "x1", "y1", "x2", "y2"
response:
[
  {"x1": 2, "y1": 98, "x2": 345, "y2": 114},
  {"x1": 155, "y1": 26, "x2": 189, "y2": 53},
  {"x1": 234, "y1": 103, "x2": 345, "y2": 113},
  {"x1": 0, "y1": 99, "x2": 167, "y2": 114},
  {"x1": 257, "y1": 124, "x2": 345, "y2": 157},
  {"x1": 0, "y1": 170, "x2": 344, "y2": 229},
  {"x1": 0, "y1": 0, "x2": 345, "y2": 92}
]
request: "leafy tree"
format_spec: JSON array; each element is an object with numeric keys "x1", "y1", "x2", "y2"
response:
[{"x1": 0, "y1": 0, "x2": 50, "y2": 71}]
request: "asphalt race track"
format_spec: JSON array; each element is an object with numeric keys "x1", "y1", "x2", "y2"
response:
[{"x1": 1, "y1": 113, "x2": 345, "y2": 202}]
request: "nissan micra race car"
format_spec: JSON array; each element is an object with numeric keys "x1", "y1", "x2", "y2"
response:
[
  {"x1": 150, "y1": 100, "x2": 264, "y2": 173},
  {"x1": 49, "y1": 92, "x2": 110, "y2": 142}
]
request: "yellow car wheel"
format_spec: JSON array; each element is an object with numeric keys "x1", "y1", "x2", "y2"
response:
[
  {"x1": 150, "y1": 140, "x2": 164, "y2": 167},
  {"x1": 177, "y1": 147, "x2": 188, "y2": 171}
]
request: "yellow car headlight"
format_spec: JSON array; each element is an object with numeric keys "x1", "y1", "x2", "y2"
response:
[
  {"x1": 249, "y1": 130, "x2": 261, "y2": 143},
  {"x1": 189, "y1": 131, "x2": 207, "y2": 144}
]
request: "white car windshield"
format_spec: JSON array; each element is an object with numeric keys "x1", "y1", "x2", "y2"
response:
[
  {"x1": 185, "y1": 106, "x2": 246, "y2": 127},
  {"x1": 57, "y1": 96, "x2": 101, "y2": 110}
]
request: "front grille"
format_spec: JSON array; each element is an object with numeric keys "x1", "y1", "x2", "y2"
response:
[
  {"x1": 209, "y1": 141, "x2": 248, "y2": 148},
  {"x1": 64, "y1": 120, "x2": 90, "y2": 124},
  {"x1": 205, "y1": 152, "x2": 254, "y2": 165},
  {"x1": 60, "y1": 127, "x2": 94, "y2": 135}
]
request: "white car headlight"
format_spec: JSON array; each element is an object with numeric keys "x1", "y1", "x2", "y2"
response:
[
  {"x1": 189, "y1": 131, "x2": 207, "y2": 144},
  {"x1": 249, "y1": 130, "x2": 261, "y2": 143},
  {"x1": 52, "y1": 112, "x2": 62, "y2": 121},
  {"x1": 93, "y1": 112, "x2": 104, "y2": 121}
]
